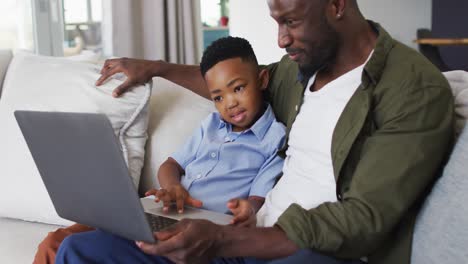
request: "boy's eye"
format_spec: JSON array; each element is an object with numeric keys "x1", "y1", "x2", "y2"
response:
[
  {"x1": 213, "y1": 96, "x2": 222, "y2": 102},
  {"x1": 234, "y1": 86, "x2": 245, "y2": 93}
]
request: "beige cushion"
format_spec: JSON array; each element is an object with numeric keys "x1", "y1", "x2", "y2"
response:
[
  {"x1": 443, "y1": 70, "x2": 468, "y2": 137},
  {"x1": 0, "y1": 50, "x2": 13, "y2": 97}
]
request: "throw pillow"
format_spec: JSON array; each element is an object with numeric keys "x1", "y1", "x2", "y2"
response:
[{"x1": 443, "y1": 70, "x2": 468, "y2": 137}]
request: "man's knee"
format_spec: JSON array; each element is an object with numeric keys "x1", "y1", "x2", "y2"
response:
[
  {"x1": 34, "y1": 230, "x2": 67, "y2": 264},
  {"x1": 55, "y1": 235, "x2": 85, "y2": 263},
  {"x1": 34, "y1": 224, "x2": 94, "y2": 264}
]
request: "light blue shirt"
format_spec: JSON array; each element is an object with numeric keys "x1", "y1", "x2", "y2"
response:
[{"x1": 171, "y1": 105, "x2": 286, "y2": 213}]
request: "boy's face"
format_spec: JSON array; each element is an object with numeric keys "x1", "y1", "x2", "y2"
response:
[{"x1": 205, "y1": 57, "x2": 269, "y2": 132}]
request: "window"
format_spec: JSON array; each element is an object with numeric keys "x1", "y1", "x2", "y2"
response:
[
  {"x1": 0, "y1": 0, "x2": 34, "y2": 51},
  {"x1": 63, "y1": 0, "x2": 103, "y2": 56},
  {"x1": 201, "y1": 0, "x2": 230, "y2": 50}
]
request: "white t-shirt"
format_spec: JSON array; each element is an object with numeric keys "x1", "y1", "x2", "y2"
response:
[{"x1": 257, "y1": 61, "x2": 369, "y2": 227}]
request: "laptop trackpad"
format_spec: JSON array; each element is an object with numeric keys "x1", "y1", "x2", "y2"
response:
[{"x1": 141, "y1": 197, "x2": 233, "y2": 225}]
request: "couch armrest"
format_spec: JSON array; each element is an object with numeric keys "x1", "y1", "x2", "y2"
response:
[{"x1": 0, "y1": 50, "x2": 13, "y2": 98}]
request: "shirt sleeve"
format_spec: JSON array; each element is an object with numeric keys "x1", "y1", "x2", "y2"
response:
[
  {"x1": 249, "y1": 125, "x2": 286, "y2": 197},
  {"x1": 170, "y1": 121, "x2": 205, "y2": 170}
]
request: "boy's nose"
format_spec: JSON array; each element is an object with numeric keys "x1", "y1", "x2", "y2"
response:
[{"x1": 227, "y1": 97, "x2": 239, "y2": 109}]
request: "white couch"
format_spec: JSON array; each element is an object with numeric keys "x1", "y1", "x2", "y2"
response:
[
  {"x1": 0, "y1": 50, "x2": 467, "y2": 263},
  {"x1": 0, "y1": 50, "x2": 215, "y2": 263}
]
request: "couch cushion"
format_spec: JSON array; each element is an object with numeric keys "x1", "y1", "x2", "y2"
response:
[
  {"x1": 411, "y1": 128, "x2": 468, "y2": 262},
  {"x1": 443, "y1": 70, "x2": 468, "y2": 137},
  {"x1": 0, "y1": 218, "x2": 59, "y2": 264},
  {"x1": 0, "y1": 52, "x2": 151, "y2": 226},
  {"x1": 0, "y1": 50, "x2": 13, "y2": 97}
]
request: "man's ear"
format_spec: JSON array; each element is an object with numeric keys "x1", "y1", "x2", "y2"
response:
[
  {"x1": 258, "y1": 68, "x2": 269, "y2": 91},
  {"x1": 329, "y1": 0, "x2": 346, "y2": 20}
]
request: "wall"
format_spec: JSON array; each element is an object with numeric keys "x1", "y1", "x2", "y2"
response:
[
  {"x1": 432, "y1": 0, "x2": 468, "y2": 70},
  {"x1": 229, "y1": 0, "x2": 282, "y2": 64},
  {"x1": 229, "y1": 0, "x2": 432, "y2": 64}
]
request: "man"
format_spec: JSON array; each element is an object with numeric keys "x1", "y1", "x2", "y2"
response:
[{"x1": 55, "y1": 0, "x2": 454, "y2": 263}]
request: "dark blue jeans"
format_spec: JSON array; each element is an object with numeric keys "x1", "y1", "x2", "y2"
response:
[{"x1": 55, "y1": 230, "x2": 364, "y2": 264}]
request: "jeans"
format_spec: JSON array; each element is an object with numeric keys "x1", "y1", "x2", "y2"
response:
[{"x1": 55, "y1": 230, "x2": 364, "y2": 264}]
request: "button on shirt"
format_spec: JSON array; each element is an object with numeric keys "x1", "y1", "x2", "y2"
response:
[{"x1": 171, "y1": 105, "x2": 286, "y2": 213}]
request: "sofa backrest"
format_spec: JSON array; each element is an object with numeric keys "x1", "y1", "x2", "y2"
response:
[
  {"x1": 411, "y1": 70, "x2": 468, "y2": 263},
  {"x1": 411, "y1": 127, "x2": 468, "y2": 263},
  {"x1": 0, "y1": 50, "x2": 13, "y2": 98}
]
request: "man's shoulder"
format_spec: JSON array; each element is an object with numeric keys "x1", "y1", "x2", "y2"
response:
[
  {"x1": 382, "y1": 41, "x2": 449, "y2": 90},
  {"x1": 266, "y1": 55, "x2": 300, "y2": 82}
]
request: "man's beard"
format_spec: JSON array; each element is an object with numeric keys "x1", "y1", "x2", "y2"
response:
[{"x1": 299, "y1": 17, "x2": 340, "y2": 79}]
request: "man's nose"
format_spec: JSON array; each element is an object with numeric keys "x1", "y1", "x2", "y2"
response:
[{"x1": 278, "y1": 26, "x2": 292, "y2": 49}]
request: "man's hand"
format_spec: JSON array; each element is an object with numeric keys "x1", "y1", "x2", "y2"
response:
[
  {"x1": 96, "y1": 58, "x2": 162, "y2": 97},
  {"x1": 145, "y1": 185, "x2": 203, "y2": 214},
  {"x1": 136, "y1": 219, "x2": 221, "y2": 264},
  {"x1": 227, "y1": 198, "x2": 256, "y2": 227}
]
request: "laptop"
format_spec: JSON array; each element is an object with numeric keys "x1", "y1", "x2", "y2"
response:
[{"x1": 14, "y1": 110, "x2": 232, "y2": 243}]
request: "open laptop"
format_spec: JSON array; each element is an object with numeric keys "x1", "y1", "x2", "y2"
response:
[{"x1": 14, "y1": 110, "x2": 232, "y2": 243}]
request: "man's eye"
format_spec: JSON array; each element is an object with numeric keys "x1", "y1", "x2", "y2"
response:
[
  {"x1": 286, "y1": 19, "x2": 295, "y2": 26},
  {"x1": 234, "y1": 86, "x2": 245, "y2": 92},
  {"x1": 213, "y1": 96, "x2": 222, "y2": 102}
]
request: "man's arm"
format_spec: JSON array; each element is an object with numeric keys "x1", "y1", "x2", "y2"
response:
[
  {"x1": 157, "y1": 157, "x2": 184, "y2": 188},
  {"x1": 217, "y1": 225, "x2": 298, "y2": 258},
  {"x1": 96, "y1": 58, "x2": 210, "y2": 99},
  {"x1": 136, "y1": 220, "x2": 299, "y2": 263}
]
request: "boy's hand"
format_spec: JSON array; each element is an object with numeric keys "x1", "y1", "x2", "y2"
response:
[
  {"x1": 227, "y1": 198, "x2": 256, "y2": 227},
  {"x1": 145, "y1": 184, "x2": 203, "y2": 214}
]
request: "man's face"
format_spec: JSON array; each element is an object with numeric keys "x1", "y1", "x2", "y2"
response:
[
  {"x1": 268, "y1": 0, "x2": 340, "y2": 77},
  {"x1": 204, "y1": 58, "x2": 268, "y2": 132}
]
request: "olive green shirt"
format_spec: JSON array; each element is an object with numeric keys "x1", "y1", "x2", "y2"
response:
[{"x1": 264, "y1": 22, "x2": 454, "y2": 264}]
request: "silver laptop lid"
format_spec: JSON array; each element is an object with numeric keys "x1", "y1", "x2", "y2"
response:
[{"x1": 15, "y1": 110, "x2": 155, "y2": 242}]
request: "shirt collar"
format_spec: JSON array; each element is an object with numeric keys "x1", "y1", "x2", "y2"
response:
[
  {"x1": 362, "y1": 21, "x2": 395, "y2": 87},
  {"x1": 217, "y1": 104, "x2": 275, "y2": 140}
]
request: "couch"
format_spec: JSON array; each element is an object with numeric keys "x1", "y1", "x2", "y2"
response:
[{"x1": 0, "y1": 50, "x2": 467, "y2": 263}]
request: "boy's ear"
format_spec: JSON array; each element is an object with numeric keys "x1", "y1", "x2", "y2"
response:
[{"x1": 258, "y1": 68, "x2": 269, "y2": 91}]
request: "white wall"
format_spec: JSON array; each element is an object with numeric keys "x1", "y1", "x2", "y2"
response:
[
  {"x1": 229, "y1": 0, "x2": 284, "y2": 64},
  {"x1": 229, "y1": 0, "x2": 432, "y2": 64},
  {"x1": 358, "y1": 0, "x2": 432, "y2": 49}
]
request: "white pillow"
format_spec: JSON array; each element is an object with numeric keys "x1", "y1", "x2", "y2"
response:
[
  {"x1": 139, "y1": 77, "x2": 215, "y2": 194},
  {"x1": 0, "y1": 50, "x2": 12, "y2": 97},
  {"x1": 0, "y1": 52, "x2": 151, "y2": 225},
  {"x1": 443, "y1": 71, "x2": 468, "y2": 137}
]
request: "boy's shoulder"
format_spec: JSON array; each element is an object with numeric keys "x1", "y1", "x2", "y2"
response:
[
  {"x1": 265, "y1": 115, "x2": 286, "y2": 140},
  {"x1": 200, "y1": 111, "x2": 222, "y2": 127},
  {"x1": 262, "y1": 107, "x2": 286, "y2": 147}
]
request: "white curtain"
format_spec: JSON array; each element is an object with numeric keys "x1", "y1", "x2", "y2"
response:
[{"x1": 102, "y1": 0, "x2": 202, "y2": 64}]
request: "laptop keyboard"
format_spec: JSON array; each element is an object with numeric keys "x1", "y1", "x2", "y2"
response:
[{"x1": 145, "y1": 213, "x2": 178, "y2": 231}]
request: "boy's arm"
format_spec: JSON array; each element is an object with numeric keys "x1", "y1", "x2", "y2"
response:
[
  {"x1": 146, "y1": 157, "x2": 202, "y2": 213},
  {"x1": 157, "y1": 157, "x2": 184, "y2": 189},
  {"x1": 247, "y1": 196, "x2": 265, "y2": 213}
]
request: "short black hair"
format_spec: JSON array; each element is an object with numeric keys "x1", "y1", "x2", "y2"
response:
[{"x1": 200, "y1": 36, "x2": 258, "y2": 77}]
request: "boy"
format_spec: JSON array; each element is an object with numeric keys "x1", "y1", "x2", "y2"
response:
[
  {"x1": 35, "y1": 36, "x2": 285, "y2": 264},
  {"x1": 144, "y1": 36, "x2": 286, "y2": 226}
]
